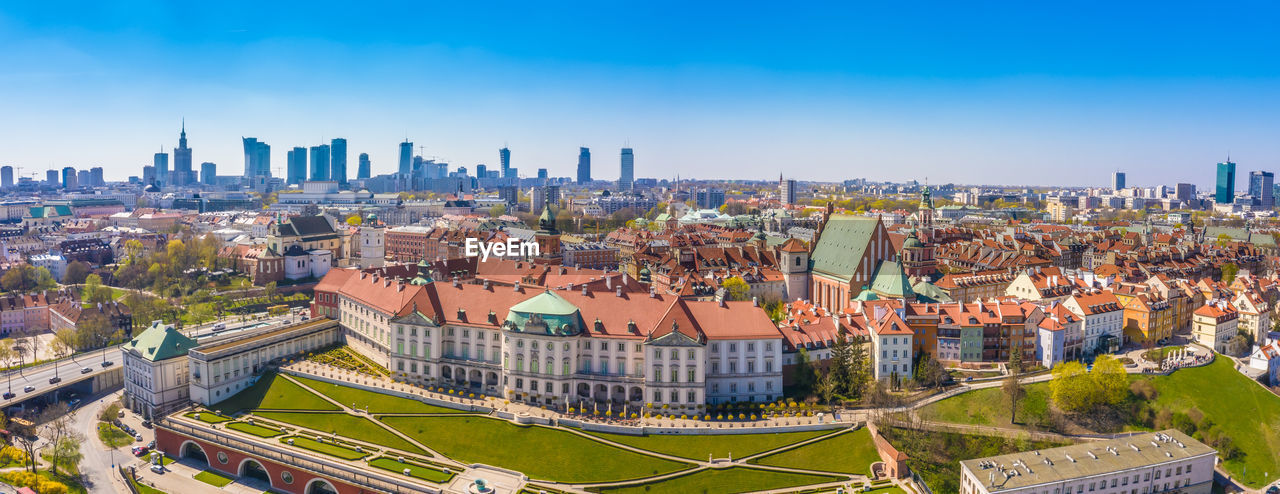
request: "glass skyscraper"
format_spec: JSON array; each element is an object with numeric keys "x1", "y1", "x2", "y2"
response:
[
  {"x1": 286, "y1": 147, "x2": 307, "y2": 185},
  {"x1": 1249, "y1": 170, "x2": 1274, "y2": 209},
  {"x1": 618, "y1": 147, "x2": 634, "y2": 191},
  {"x1": 242, "y1": 137, "x2": 271, "y2": 179},
  {"x1": 577, "y1": 147, "x2": 591, "y2": 183},
  {"x1": 399, "y1": 140, "x2": 413, "y2": 175},
  {"x1": 358, "y1": 153, "x2": 371, "y2": 179},
  {"x1": 330, "y1": 138, "x2": 347, "y2": 186},
  {"x1": 1215, "y1": 160, "x2": 1236, "y2": 204},
  {"x1": 310, "y1": 144, "x2": 331, "y2": 181}
]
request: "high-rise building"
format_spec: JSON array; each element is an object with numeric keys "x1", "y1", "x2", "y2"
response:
[
  {"x1": 357, "y1": 153, "x2": 371, "y2": 179},
  {"x1": 695, "y1": 188, "x2": 726, "y2": 209},
  {"x1": 1249, "y1": 170, "x2": 1274, "y2": 209},
  {"x1": 201, "y1": 162, "x2": 216, "y2": 185},
  {"x1": 476, "y1": 164, "x2": 487, "y2": 180},
  {"x1": 618, "y1": 147, "x2": 634, "y2": 191},
  {"x1": 537, "y1": 168, "x2": 548, "y2": 180},
  {"x1": 330, "y1": 138, "x2": 347, "y2": 186},
  {"x1": 310, "y1": 144, "x2": 331, "y2": 181},
  {"x1": 77, "y1": 170, "x2": 90, "y2": 188},
  {"x1": 577, "y1": 147, "x2": 591, "y2": 184},
  {"x1": 0, "y1": 166, "x2": 12, "y2": 189},
  {"x1": 286, "y1": 147, "x2": 307, "y2": 185},
  {"x1": 781, "y1": 178, "x2": 797, "y2": 206},
  {"x1": 1112, "y1": 171, "x2": 1125, "y2": 191},
  {"x1": 500, "y1": 147, "x2": 511, "y2": 178},
  {"x1": 90, "y1": 167, "x2": 104, "y2": 187},
  {"x1": 62, "y1": 166, "x2": 77, "y2": 189},
  {"x1": 1175, "y1": 183, "x2": 1195, "y2": 202},
  {"x1": 46, "y1": 169, "x2": 59, "y2": 186},
  {"x1": 399, "y1": 140, "x2": 413, "y2": 175},
  {"x1": 172, "y1": 122, "x2": 193, "y2": 185},
  {"x1": 242, "y1": 137, "x2": 271, "y2": 179},
  {"x1": 1215, "y1": 160, "x2": 1236, "y2": 204},
  {"x1": 154, "y1": 151, "x2": 169, "y2": 186}
]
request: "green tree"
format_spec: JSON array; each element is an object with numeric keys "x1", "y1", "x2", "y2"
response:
[
  {"x1": 345, "y1": 214, "x2": 363, "y2": 226},
  {"x1": 1091, "y1": 354, "x2": 1129, "y2": 405},
  {"x1": 1002, "y1": 374, "x2": 1025, "y2": 424},
  {"x1": 816, "y1": 370, "x2": 838, "y2": 405},
  {"x1": 1049, "y1": 361, "x2": 1095, "y2": 413},
  {"x1": 793, "y1": 348, "x2": 817, "y2": 397},
  {"x1": 264, "y1": 281, "x2": 278, "y2": 302},
  {"x1": 188, "y1": 303, "x2": 215, "y2": 333},
  {"x1": 720, "y1": 276, "x2": 750, "y2": 301},
  {"x1": 33, "y1": 267, "x2": 56, "y2": 291},
  {"x1": 62, "y1": 261, "x2": 91, "y2": 285},
  {"x1": 83, "y1": 274, "x2": 111, "y2": 304},
  {"x1": 915, "y1": 353, "x2": 947, "y2": 389},
  {"x1": 489, "y1": 204, "x2": 508, "y2": 218},
  {"x1": 1220, "y1": 262, "x2": 1239, "y2": 284},
  {"x1": 0, "y1": 267, "x2": 23, "y2": 292}
]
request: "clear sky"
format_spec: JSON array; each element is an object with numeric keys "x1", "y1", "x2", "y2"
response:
[{"x1": 1, "y1": 1, "x2": 1277, "y2": 188}]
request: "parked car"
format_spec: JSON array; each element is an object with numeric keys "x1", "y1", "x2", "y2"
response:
[
  {"x1": 150, "y1": 463, "x2": 164, "y2": 474},
  {"x1": 132, "y1": 446, "x2": 149, "y2": 457},
  {"x1": 134, "y1": 434, "x2": 143, "y2": 442},
  {"x1": 147, "y1": 440, "x2": 156, "y2": 449},
  {"x1": 141, "y1": 420, "x2": 152, "y2": 428},
  {"x1": 118, "y1": 409, "x2": 125, "y2": 418},
  {"x1": 22, "y1": 385, "x2": 34, "y2": 393},
  {"x1": 80, "y1": 367, "x2": 92, "y2": 374}
]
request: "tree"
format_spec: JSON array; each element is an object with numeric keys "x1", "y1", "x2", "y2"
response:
[
  {"x1": 720, "y1": 276, "x2": 750, "y2": 301},
  {"x1": 829, "y1": 335, "x2": 854, "y2": 394},
  {"x1": 1049, "y1": 361, "x2": 1095, "y2": 413},
  {"x1": 9, "y1": 417, "x2": 37, "y2": 473},
  {"x1": 0, "y1": 340, "x2": 13, "y2": 394},
  {"x1": 49, "y1": 329, "x2": 75, "y2": 378},
  {"x1": 75, "y1": 311, "x2": 113, "y2": 352},
  {"x1": 264, "y1": 281, "x2": 278, "y2": 302},
  {"x1": 62, "y1": 261, "x2": 90, "y2": 285},
  {"x1": 1091, "y1": 354, "x2": 1129, "y2": 405},
  {"x1": 489, "y1": 204, "x2": 508, "y2": 218},
  {"x1": 83, "y1": 273, "x2": 111, "y2": 304},
  {"x1": 1220, "y1": 262, "x2": 1239, "y2": 284},
  {"x1": 345, "y1": 214, "x2": 363, "y2": 226},
  {"x1": 40, "y1": 404, "x2": 82, "y2": 476},
  {"x1": 816, "y1": 370, "x2": 838, "y2": 405},
  {"x1": 1002, "y1": 374, "x2": 1025, "y2": 424},
  {"x1": 793, "y1": 348, "x2": 817, "y2": 396},
  {"x1": 32, "y1": 267, "x2": 56, "y2": 291},
  {"x1": 915, "y1": 353, "x2": 948, "y2": 389},
  {"x1": 188, "y1": 303, "x2": 215, "y2": 334},
  {"x1": 0, "y1": 267, "x2": 24, "y2": 292}
]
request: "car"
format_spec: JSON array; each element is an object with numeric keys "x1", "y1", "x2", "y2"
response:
[
  {"x1": 22, "y1": 385, "x2": 34, "y2": 393},
  {"x1": 67, "y1": 399, "x2": 80, "y2": 409},
  {"x1": 2, "y1": 392, "x2": 13, "y2": 400},
  {"x1": 118, "y1": 409, "x2": 125, "y2": 418},
  {"x1": 80, "y1": 367, "x2": 92, "y2": 374},
  {"x1": 132, "y1": 446, "x2": 149, "y2": 457},
  {"x1": 47, "y1": 377, "x2": 60, "y2": 384},
  {"x1": 101, "y1": 361, "x2": 114, "y2": 368},
  {"x1": 141, "y1": 420, "x2": 152, "y2": 429},
  {"x1": 112, "y1": 419, "x2": 122, "y2": 427},
  {"x1": 212, "y1": 322, "x2": 226, "y2": 331},
  {"x1": 1265, "y1": 486, "x2": 1279, "y2": 494},
  {"x1": 134, "y1": 434, "x2": 143, "y2": 442},
  {"x1": 147, "y1": 440, "x2": 156, "y2": 449},
  {"x1": 150, "y1": 463, "x2": 164, "y2": 474},
  {"x1": 965, "y1": 376, "x2": 973, "y2": 382}
]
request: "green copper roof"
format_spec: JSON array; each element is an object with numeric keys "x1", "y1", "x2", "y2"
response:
[
  {"x1": 510, "y1": 290, "x2": 579, "y2": 315},
  {"x1": 127, "y1": 321, "x2": 198, "y2": 362},
  {"x1": 811, "y1": 215, "x2": 880, "y2": 282},
  {"x1": 506, "y1": 290, "x2": 583, "y2": 336},
  {"x1": 912, "y1": 279, "x2": 954, "y2": 303},
  {"x1": 852, "y1": 289, "x2": 880, "y2": 301},
  {"x1": 903, "y1": 229, "x2": 923, "y2": 249},
  {"x1": 870, "y1": 259, "x2": 915, "y2": 299}
]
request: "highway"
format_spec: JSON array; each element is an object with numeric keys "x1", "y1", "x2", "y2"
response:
[{"x1": 0, "y1": 346, "x2": 123, "y2": 410}]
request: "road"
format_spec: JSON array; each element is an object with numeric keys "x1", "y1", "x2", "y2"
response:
[
  {"x1": 0, "y1": 347, "x2": 123, "y2": 410},
  {"x1": 74, "y1": 389, "x2": 134, "y2": 494}
]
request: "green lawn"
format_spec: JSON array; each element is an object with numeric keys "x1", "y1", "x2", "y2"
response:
[
  {"x1": 750, "y1": 427, "x2": 881, "y2": 475},
  {"x1": 291, "y1": 375, "x2": 467, "y2": 414},
  {"x1": 587, "y1": 467, "x2": 844, "y2": 494},
  {"x1": 226, "y1": 421, "x2": 283, "y2": 438},
  {"x1": 98, "y1": 422, "x2": 133, "y2": 448},
  {"x1": 284, "y1": 436, "x2": 367, "y2": 461},
  {"x1": 381, "y1": 415, "x2": 692, "y2": 483},
  {"x1": 129, "y1": 476, "x2": 167, "y2": 494},
  {"x1": 919, "y1": 382, "x2": 1052, "y2": 428},
  {"x1": 212, "y1": 372, "x2": 340, "y2": 414},
  {"x1": 368, "y1": 457, "x2": 455, "y2": 483},
  {"x1": 194, "y1": 470, "x2": 235, "y2": 487},
  {"x1": 1131, "y1": 358, "x2": 1280, "y2": 488},
  {"x1": 254, "y1": 411, "x2": 427, "y2": 455},
  {"x1": 583, "y1": 428, "x2": 836, "y2": 460},
  {"x1": 184, "y1": 411, "x2": 232, "y2": 424}
]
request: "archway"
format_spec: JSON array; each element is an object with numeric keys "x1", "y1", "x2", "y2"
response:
[
  {"x1": 629, "y1": 386, "x2": 643, "y2": 403},
  {"x1": 611, "y1": 385, "x2": 626, "y2": 404},
  {"x1": 441, "y1": 366, "x2": 453, "y2": 380},
  {"x1": 239, "y1": 458, "x2": 271, "y2": 485},
  {"x1": 181, "y1": 441, "x2": 208, "y2": 465},
  {"x1": 576, "y1": 382, "x2": 590, "y2": 398},
  {"x1": 468, "y1": 369, "x2": 482, "y2": 388},
  {"x1": 593, "y1": 384, "x2": 608, "y2": 402},
  {"x1": 485, "y1": 371, "x2": 499, "y2": 387},
  {"x1": 305, "y1": 478, "x2": 340, "y2": 494}
]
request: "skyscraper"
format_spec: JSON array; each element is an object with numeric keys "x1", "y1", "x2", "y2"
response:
[
  {"x1": 0, "y1": 166, "x2": 12, "y2": 189},
  {"x1": 46, "y1": 169, "x2": 58, "y2": 186},
  {"x1": 77, "y1": 170, "x2": 90, "y2": 188},
  {"x1": 90, "y1": 167, "x2": 104, "y2": 187},
  {"x1": 330, "y1": 138, "x2": 347, "y2": 186},
  {"x1": 537, "y1": 168, "x2": 548, "y2": 180},
  {"x1": 286, "y1": 147, "x2": 307, "y2": 185},
  {"x1": 242, "y1": 137, "x2": 271, "y2": 179},
  {"x1": 357, "y1": 153, "x2": 371, "y2": 179},
  {"x1": 201, "y1": 162, "x2": 217, "y2": 185},
  {"x1": 310, "y1": 144, "x2": 331, "y2": 181},
  {"x1": 153, "y1": 151, "x2": 169, "y2": 186},
  {"x1": 1249, "y1": 170, "x2": 1274, "y2": 209},
  {"x1": 500, "y1": 147, "x2": 512, "y2": 178},
  {"x1": 476, "y1": 164, "x2": 487, "y2": 180},
  {"x1": 62, "y1": 166, "x2": 77, "y2": 189},
  {"x1": 781, "y1": 178, "x2": 797, "y2": 206},
  {"x1": 399, "y1": 140, "x2": 413, "y2": 175},
  {"x1": 1215, "y1": 160, "x2": 1236, "y2": 204},
  {"x1": 1175, "y1": 183, "x2": 1195, "y2": 202},
  {"x1": 1112, "y1": 171, "x2": 1125, "y2": 191},
  {"x1": 618, "y1": 147, "x2": 634, "y2": 191},
  {"x1": 577, "y1": 147, "x2": 591, "y2": 184},
  {"x1": 172, "y1": 122, "x2": 193, "y2": 185}
]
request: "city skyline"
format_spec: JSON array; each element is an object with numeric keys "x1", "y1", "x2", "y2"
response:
[{"x1": 0, "y1": 3, "x2": 1277, "y2": 186}]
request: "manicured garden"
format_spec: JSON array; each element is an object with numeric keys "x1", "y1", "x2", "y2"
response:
[
  {"x1": 750, "y1": 427, "x2": 880, "y2": 475},
  {"x1": 305, "y1": 346, "x2": 389, "y2": 377},
  {"x1": 253, "y1": 411, "x2": 427, "y2": 455},
  {"x1": 292, "y1": 375, "x2": 466, "y2": 414},
  {"x1": 381, "y1": 415, "x2": 693, "y2": 483},
  {"x1": 212, "y1": 373, "x2": 341, "y2": 414},
  {"x1": 283, "y1": 435, "x2": 368, "y2": 461},
  {"x1": 194, "y1": 469, "x2": 235, "y2": 487},
  {"x1": 184, "y1": 411, "x2": 232, "y2": 424},
  {"x1": 583, "y1": 428, "x2": 837, "y2": 460},
  {"x1": 920, "y1": 381, "x2": 1052, "y2": 428},
  {"x1": 98, "y1": 422, "x2": 134, "y2": 448},
  {"x1": 586, "y1": 466, "x2": 844, "y2": 494},
  {"x1": 368, "y1": 457, "x2": 455, "y2": 483},
  {"x1": 226, "y1": 421, "x2": 283, "y2": 438}
]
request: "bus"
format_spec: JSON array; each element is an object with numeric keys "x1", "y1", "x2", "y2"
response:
[{"x1": 268, "y1": 304, "x2": 290, "y2": 316}]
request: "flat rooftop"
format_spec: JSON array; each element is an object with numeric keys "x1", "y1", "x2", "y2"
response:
[
  {"x1": 193, "y1": 318, "x2": 337, "y2": 356},
  {"x1": 960, "y1": 430, "x2": 1215, "y2": 492}
]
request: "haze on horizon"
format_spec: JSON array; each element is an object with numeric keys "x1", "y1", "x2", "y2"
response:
[{"x1": 0, "y1": 2, "x2": 1277, "y2": 189}]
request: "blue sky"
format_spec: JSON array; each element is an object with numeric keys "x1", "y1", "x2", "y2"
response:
[{"x1": 0, "y1": 1, "x2": 1277, "y2": 187}]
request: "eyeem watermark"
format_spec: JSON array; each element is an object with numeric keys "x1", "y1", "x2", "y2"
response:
[{"x1": 465, "y1": 238, "x2": 541, "y2": 261}]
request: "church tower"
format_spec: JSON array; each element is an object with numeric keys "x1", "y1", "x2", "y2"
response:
[
  {"x1": 534, "y1": 204, "x2": 562, "y2": 263},
  {"x1": 778, "y1": 238, "x2": 810, "y2": 301},
  {"x1": 358, "y1": 213, "x2": 385, "y2": 268}
]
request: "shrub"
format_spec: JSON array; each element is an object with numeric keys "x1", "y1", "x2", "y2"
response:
[{"x1": 1129, "y1": 380, "x2": 1158, "y2": 400}]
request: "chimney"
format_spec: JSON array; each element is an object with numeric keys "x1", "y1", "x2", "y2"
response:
[
  {"x1": 606, "y1": 276, "x2": 612, "y2": 290},
  {"x1": 452, "y1": 277, "x2": 460, "y2": 288},
  {"x1": 616, "y1": 287, "x2": 623, "y2": 298},
  {"x1": 752, "y1": 296, "x2": 759, "y2": 307},
  {"x1": 582, "y1": 285, "x2": 589, "y2": 296},
  {"x1": 514, "y1": 281, "x2": 521, "y2": 292},
  {"x1": 719, "y1": 297, "x2": 726, "y2": 308},
  {"x1": 483, "y1": 279, "x2": 491, "y2": 290}
]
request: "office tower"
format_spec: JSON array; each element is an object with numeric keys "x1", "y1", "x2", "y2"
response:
[
  {"x1": 173, "y1": 122, "x2": 193, "y2": 185},
  {"x1": 201, "y1": 162, "x2": 216, "y2": 185},
  {"x1": 1249, "y1": 171, "x2": 1274, "y2": 209},
  {"x1": 399, "y1": 140, "x2": 413, "y2": 175},
  {"x1": 357, "y1": 153, "x2": 371, "y2": 179},
  {"x1": 142, "y1": 166, "x2": 155, "y2": 186},
  {"x1": 781, "y1": 178, "x2": 797, "y2": 206},
  {"x1": 310, "y1": 144, "x2": 331, "y2": 181},
  {"x1": 500, "y1": 147, "x2": 511, "y2": 178},
  {"x1": 242, "y1": 137, "x2": 271, "y2": 178},
  {"x1": 330, "y1": 138, "x2": 347, "y2": 186},
  {"x1": 695, "y1": 188, "x2": 726, "y2": 209},
  {"x1": 0, "y1": 166, "x2": 12, "y2": 189},
  {"x1": 577, "y1": 147, "x2": 591, "y2": 183},
  {"x1": 285, "y1": 147, "x2": 307, "y2": 185},
  {"x1": 154, "y1": 151, "x2": 169, "y2": 185},
  {"x1": 62, "y1": 166, "x2": 77, "y2": 189},
  {"x1": 90, "y1": 167, "x2": 104, "y2": 186},
  {"x1": 1112, "y1": 171, "x2": 1125, "y2": 191},
  {"x1": 46, "y1": 169, "x2": 58, "y2": 186},
  {"x1": 1215, "y1": 160, "x2": 1236, "y2": 204},
  {"x1": 476, "y1": 164, "x2": 487, "y2": 180},
  {"x1": 537, "y1": 168, "x2": 548, "y2": 180},
  {"x1": 1175, "y1": 183, "x2": 1195, "y2": 202},
  {"x1": 618, "y1": 147, "x2": 634, "y2": 191},
  {"x1": 77, "y1": 170, "x2": 90, "y2": 187}
]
